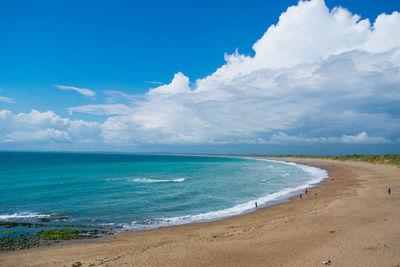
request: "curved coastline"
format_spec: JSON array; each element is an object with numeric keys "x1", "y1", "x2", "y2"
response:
[
  {"x1": 0, "y1": 155, "x2": 328, "y2": 240},
  {"x1": 1, "y1": 157, "x2": 400, "y2": 266},
  {"x1": 119, "y1": 155, "x2": 328, "y2": 231}
]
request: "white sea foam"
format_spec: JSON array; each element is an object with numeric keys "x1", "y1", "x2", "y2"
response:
[
  {"x1": 254, "y1": 158, "x2": 328, "y2": 181},
  {"x1": 133, "y1": 178, "x2": 185, "y2": 183},
  {"x1": 0, "y1": 212, "x2": 51, "y2": 220},
  {"x1": 120, "y1": 159, "x2": 328, "y2": 231}
]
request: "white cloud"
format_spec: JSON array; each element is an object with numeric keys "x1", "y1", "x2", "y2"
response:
[
  {"x1": 340, "y1": 132, "x2": 391, "y2": 144},
  {"x1": 1, "y1": 0, "x2": 400, "y2": 148},
  {"x1": 364, "y1": 11, "x2": 400, "y2": 53},
  {"x1": 252, "y1": 0, "x2": 370, "y2": 68},
  {"x1": 0, "y1": 109, "x2": 11, "y2": 118},
  {"x1": 103, "y1": 90, "x2": 143, "y2": 102},
  {"x1": 5, "y1": 129, "x2": 71, "y2": 143},
  {"x1": 0, "y1": 109, "x2": 101, "y2": 144},
  {"x1": 68, "y1": 0, "x2": 400, "y2": 146},
  {"x1": 148, "y1": 72, "x2": 191, "y2": 95},
  {"x1": 12, "y1": 110, "x2": 69, "y2": 128},
  {"x1": 68, "y1": 104, "x2": 133, "y2": 115},
  {"x1": 264, "y1": 132, "x2": 391, "y2": 144},
  {"x1": 0, "y1": 96, "x2": 13, "y2": 103},
  {"x1": 145, "y1": 81, "x2": 163, "y2": 85},
  {"x1": 55, "y1": 85, "x2": 96, "y2": 97},
  {"x1": 265, "y1": 132, "x2": 337, "y2": 144}
]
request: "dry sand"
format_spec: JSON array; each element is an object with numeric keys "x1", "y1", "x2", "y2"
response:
[{"x1": 1, "y1": 157, "x2": 399, "y2": 266}]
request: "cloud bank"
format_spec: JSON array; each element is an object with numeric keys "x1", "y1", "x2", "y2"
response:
[
  {"x1": 1, "y1": 0, "x2": 399, "y2": 149},
  {"x1": 0, "y1": 110, "x2": 101, "y2": 145}
]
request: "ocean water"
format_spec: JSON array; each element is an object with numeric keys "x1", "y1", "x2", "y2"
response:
[{"x1": 0, "y1": 152, "x2": 327, "y2": 233}]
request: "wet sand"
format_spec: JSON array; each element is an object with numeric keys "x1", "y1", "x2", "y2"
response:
[{"x1": 1, "y1": 157, "x2": 399, "y2": 266}]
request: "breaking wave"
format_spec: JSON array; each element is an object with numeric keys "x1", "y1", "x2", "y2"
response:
[
  {"x1": 120, "y1": 159, "x2": 328, "y2": 231},
  {"x1": 0, "y1": 212, "x2": 51, "y2": 220},
  {"x1": 133, "y1": 178, "x2": 186, "y2": 183}
]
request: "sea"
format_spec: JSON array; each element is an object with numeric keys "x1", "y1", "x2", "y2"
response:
[{"x1": 0, "y1": 152, "x2": 327, "y2": 235}]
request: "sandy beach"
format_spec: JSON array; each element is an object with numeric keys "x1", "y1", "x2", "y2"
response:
[{"x1": 1, "y1": 157, "x2": 399, "y2": 266}]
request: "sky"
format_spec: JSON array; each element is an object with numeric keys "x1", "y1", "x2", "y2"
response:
[{"x1": 0, "y1": 0, "x2": 399, "y2": 155}]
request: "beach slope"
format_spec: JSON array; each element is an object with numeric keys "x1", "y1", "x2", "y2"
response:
[{"x1": 1, "y1": 158, "x2": 399, "y2": 266}]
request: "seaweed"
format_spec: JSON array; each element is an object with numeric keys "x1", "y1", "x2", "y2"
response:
[
  {"x1": 0, "y1": 228, "x2": 104, "y2": 251},
  {"x1": 37, "y1": 229, "x2": 87, "y2": 241}
]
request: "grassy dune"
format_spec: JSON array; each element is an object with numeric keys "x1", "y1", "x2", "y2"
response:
[{"x1": 291, "y1": 154, "x2": 400, "y2": 167}]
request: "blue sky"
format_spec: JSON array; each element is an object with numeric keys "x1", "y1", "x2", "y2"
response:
[{"x1": 1, "y1": 0, "x2": 399, "y2": 154}]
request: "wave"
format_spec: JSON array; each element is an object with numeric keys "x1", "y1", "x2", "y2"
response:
[
  {"x1": 252, "y1": 158, "x2": 328, "y2": 180},
  {"x1": 120, "y1": 159, "x2": 328, "y2": 231},
  {"x1": 0, "y1": 212, "x2": 51, "y2": 220},
  {"x1": 133, "y1": 178, "x2": 185, "y2": 183}
]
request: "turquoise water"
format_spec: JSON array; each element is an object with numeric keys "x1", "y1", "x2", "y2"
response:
[{"x1": 0, "y1": 152, "x2": 326, "y2": 232}]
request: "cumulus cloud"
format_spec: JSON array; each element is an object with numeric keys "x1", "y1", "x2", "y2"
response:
[
  {"x1": 5, "y1": 129, "x2": 71, "y2": 143},
  {"x1": 147, "y1": 72, "x2": 191, "y2": 95},
  {"x1": 0, "y1": 109, "x2": 101, "y2": 144},
  {"x1": 55, "y1": 85, "x2": 96, "y2": 97},
  {"x1": 1, "y1": 108, "x2": 391, "y2": 146},
  {"x1": 1, "y1": 0, "x2": 400, "y2": 148},
  {"x1": 94, "y1": 0, "x2": 400, "y2": 145}
]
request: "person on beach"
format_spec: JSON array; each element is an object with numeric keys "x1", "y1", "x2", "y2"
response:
[
  {"x1": 299, "y1": 194, "x2": 302, "y2": 199},
  {"x1": 255, "y1": 201, "x2": 258, "y2": 209},
  {"x1": 313, "y1": 193, "x2": 317, "y2": 199},
  {"x1": 388, "y1": 187, "x2": 391, "y2": 195},
  {"x1": 305, "y1": 188, "x2": 308, "y2": 194}
]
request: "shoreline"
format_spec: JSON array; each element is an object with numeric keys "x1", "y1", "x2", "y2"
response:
[
  {"x1": 1, "y1": 156, "x2": 326, "y2": 240},
  {"x1": 119, "y1": 156, "x2": 328, "y2": 230},
  {"x1": 1, "y1": 155, "x2": 326, "y2": 236},
  {"x1": 1, "y1": 157, "x2": 399, "y2": 266}
]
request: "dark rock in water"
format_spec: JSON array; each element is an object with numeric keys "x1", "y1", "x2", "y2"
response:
[
  {"x1": 1, "y1": 224, "x2": 104, "y2": 251},
  {"x1": 0, "y1": 221, "x2": 46, "y2": 228},
  {"x1": 39, "y1": 218, "x2": 51, "y2": 222},
  {"x1": 0, "y1": 233, "x2": 44, "y2": 251}
]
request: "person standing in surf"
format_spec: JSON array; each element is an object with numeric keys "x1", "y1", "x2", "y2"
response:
[{"x1": 255, "y1": 201, "x2": 258, "y2": 209}]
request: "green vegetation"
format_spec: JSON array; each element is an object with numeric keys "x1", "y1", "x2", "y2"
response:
[
  {"x1": 0, "y1": 222, "x2": 108, "y2": 251},
  {"x1": 2, "y1": 231, "x2": 15, "y2": 235},
  {"x1": 36, "y1": 229, "x2": 87, "y2": 241},
  {"x1": 0, "y1": 228, "x2": 102, "y2": 251},
  {"x1": 291, "y1": 154, "x2": 400, "y2": 167},
  {"x1": 0, "y1": 233, "x2": 41, "y2": 251}
]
